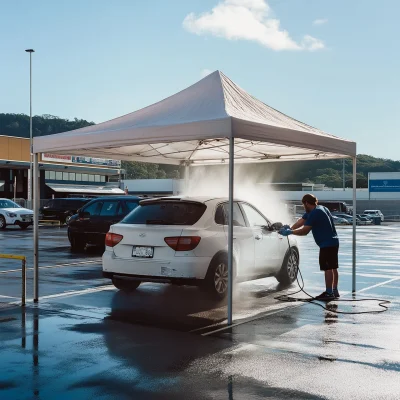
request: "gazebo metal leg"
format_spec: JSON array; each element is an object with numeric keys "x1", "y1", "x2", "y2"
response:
[
  {"x1": 228, "y1": 137, "x2": 234, "y2": 325},
  {"x1": 352, "y1": 156, "x2": 357, "y2": 293},
  {"x1": 33, "y1": 153, "x2": 39, "y2": 302}
]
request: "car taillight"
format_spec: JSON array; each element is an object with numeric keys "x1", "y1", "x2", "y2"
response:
[
  {"x1": 164, "y1": 236, "x2": 201, "y2": 251},
  {"x1": 105, "y1": 232, "x2": 123, "y2": 247}
]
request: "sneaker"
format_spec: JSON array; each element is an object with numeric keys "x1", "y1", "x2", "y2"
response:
[
  {"x1": 333, "y1": 289, "x2": 340, "y2": 298},
  {"x1": 314, "y1": 291, "x2": 335, "y2": 301}
]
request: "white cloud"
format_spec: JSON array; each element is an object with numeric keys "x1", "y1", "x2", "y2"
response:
[
  {"x1": 313, "y1": 18, "x2": 328, "y2": 26},
  {"x1": 183, "y1": 0, "x2": 324, "y2": 52},
  {"x1": 200, "y1": 69, "x2": 213, "y2": 78}
]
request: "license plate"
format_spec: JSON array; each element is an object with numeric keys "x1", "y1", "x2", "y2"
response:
[{"x1": 132, "y1": 246, "x2": 154, "y2": 258}]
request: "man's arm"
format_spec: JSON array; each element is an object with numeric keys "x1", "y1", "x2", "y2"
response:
[
  {"x1": 291, "y1": 225, "x2": 312, "y2": 236},
  {"x1": 291, "y1": 218, "x2": 306, "y2": 230}
]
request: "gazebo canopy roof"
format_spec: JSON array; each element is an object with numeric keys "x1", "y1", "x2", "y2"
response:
[{"x1": 33, "y1": 71, "x2": 356, "y2": 165}]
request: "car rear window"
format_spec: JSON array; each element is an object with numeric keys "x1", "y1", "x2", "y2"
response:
[{"x1": 121, "y1": 201, "x2": 207, "y2": 225}]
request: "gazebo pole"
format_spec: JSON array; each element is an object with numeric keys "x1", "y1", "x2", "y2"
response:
[
  {"x1": 33, "y1": 153, "x2": 39, "y2": 302},
  {"x1": 352, "y1": 156, "x2": 357, "y2": 293},
  {"x1": 227, "y1": 136, "x2": 234, "y2": 325}
]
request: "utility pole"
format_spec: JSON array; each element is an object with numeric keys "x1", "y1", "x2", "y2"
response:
[
  {"x1": 25, "y1": 49, "x2": 35, "y2": 205},
  {"x1": 343, "y1": 159, "x2": 345, "y2": 191}
]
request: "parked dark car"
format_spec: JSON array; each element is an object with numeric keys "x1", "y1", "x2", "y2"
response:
[
  {"x1": 67, "y1": 196, "x2": 142, "y2": 251},
  {"x1": 39, "y1": 198, "x2": 91, "y2": 224}
]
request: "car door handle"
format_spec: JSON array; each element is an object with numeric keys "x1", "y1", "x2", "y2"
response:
[{"x1": 255, "y1": 235, "x2": 262, "y2": 240}]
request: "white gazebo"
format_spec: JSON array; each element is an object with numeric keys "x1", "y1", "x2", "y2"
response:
[{"x1": 33, "y1": 71, "x2": 357, "y2": 323}]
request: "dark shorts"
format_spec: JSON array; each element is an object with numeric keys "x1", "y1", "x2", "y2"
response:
[{"x1": 319, "y1": 246, "x2": 339, "y2": 271}]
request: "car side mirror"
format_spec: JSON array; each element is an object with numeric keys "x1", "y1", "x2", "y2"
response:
[
  {"x1": 269, "y1": 222, "x2": 283, "y2": 231},
  {"x1": 79, "y1": 211, "x2": 90, "y2": 220}
]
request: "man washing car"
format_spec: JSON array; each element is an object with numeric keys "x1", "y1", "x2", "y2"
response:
[{"x1": 280, "y1": 194, "x2": 340, "y2": 300}]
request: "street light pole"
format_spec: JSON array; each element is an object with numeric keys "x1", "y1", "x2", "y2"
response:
[{"x1": 25, "y1": 49, "x2": 34, "y2": 205}]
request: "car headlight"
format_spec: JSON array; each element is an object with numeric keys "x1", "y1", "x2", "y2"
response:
[{"x1": 6, "y1": 212, "x2": 17, "y2": 218}]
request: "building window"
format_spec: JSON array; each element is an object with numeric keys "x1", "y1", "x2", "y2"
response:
[
  {"x1": 69, "y1": 172, "x2": 75, "y2": 181},
  {"x1": 49, "y1": 171, "x2": 56, "y2": 180},
  {"x1": 45, "y1": 171, "x2": 50, "y2": 179},
  {"x1": 76, "y1": 173, "x2": 82, "y2": 181},
  {"x1": 63, "y1": 172, "x2": 69, "y2": 180},
  {"x1": 88, "y1": 174, "x2": 95, "y2": 182},
  {"x1": 82, "y1": 173, "x2": 88, "y2": 181},
  {"x1": 100, "y1": 175, "x2": 106, "y2": 182},
  {"x1": 56, "y1": 171, "x2": 63, "y2": 180},
  {"x1": 94, "y1": 175, "x2": 101, "y2": 182}
]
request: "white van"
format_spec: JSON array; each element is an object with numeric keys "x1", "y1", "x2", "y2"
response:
[{"x1": 363, "y1": 210, "x2": 384, "y2": 222}]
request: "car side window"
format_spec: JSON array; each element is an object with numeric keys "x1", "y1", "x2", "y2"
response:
[
  {"x1": 215, "y1": 204, "x2": 225, "y2": 225},
  {"x1": 220, "y1": 203, "x2": 246, "y2": 227},
  {"x1": 46, "y1": 200, "x2": 55, "y2": 208},
  {"x1": 99, "y1": 201, "x2": 119, "y2": 217},
  {"x1": 241, "y1": 203, "x2": 268, "y2": 227},
  {"x1": 83, "y1": 201, "x2": 102, "y2": 216}
]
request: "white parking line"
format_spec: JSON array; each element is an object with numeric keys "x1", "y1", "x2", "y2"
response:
[
  {"x1": 0, "y1": 260, "x2": 101, "y2": 274},
  {"x1": 0, "y1": 294, "x2": 20, "y2": 299},
  {"x1": 8, "y1": 284, "x2": 115, "y2": 305},
  {"x1": 356, "y1": 277, "x2": 400, "y2": 293}
]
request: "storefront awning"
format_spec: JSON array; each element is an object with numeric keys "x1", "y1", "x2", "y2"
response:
[{"x1": 46, "y1": 183, "x2": 124, "y2": 194}]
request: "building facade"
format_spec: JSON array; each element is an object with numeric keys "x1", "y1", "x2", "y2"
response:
[{"x1": 0, "y1": 135, "x2": 123, "y2": 200}]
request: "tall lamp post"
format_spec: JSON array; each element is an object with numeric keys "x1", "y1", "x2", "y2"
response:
[{"x1": 25, "y1": 49, "x2": 34, "y2": 204}]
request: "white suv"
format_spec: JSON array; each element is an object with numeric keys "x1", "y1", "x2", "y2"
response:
[
  {"x1": 363, "y1": 210, "x2": 384, "y2": 222},
  {"x1": 102, "y1": 197, "x2": 299, "y2": 299},
  {"x1": 0, "y1": 198, "x2": 34, "y2": 230}
]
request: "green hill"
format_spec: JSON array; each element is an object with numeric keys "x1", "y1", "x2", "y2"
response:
[{"x1": 1, "y1": 113, "x2": 398, "y2": 186}]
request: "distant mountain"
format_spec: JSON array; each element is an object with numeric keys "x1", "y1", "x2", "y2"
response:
[{"x1": 2, "y1": 113, "x2": 399, "y2": 187}]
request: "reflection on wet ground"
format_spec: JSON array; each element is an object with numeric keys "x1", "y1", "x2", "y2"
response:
[{"x1": 0, "y1": 225, "x2": 399, "y2": 399}]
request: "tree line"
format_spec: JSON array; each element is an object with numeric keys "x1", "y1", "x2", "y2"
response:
[{"x1": 1, "y1": 113, "x2": 399, "y2": 187}]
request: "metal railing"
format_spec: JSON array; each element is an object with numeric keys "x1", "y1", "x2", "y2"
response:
[{"x1": 0, "y1": 254, "x2": 26, "y2": 306}]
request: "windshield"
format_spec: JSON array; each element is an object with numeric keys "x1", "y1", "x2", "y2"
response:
[
  {"x1": 0, "y1": 199, "x2": 21, "y2": 209},
  {"x1": 121, "y1": 201, "x2": 207, "y2": 225}
]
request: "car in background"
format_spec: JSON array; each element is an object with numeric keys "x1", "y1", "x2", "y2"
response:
[
  {"x1": 102, "y1": 196, "x2": 299, "y2": 299},
  {"x1": 332, "y1": 215, "x2": 350, "y2": 225},
  {"x1": 332, "y1": 212, "x2": 363, "y2": 225},
  {"x1": 0, "y1": 198, "x2": 34, "y2": 230},
  {"x1": 356, "y1": 214, "x2": 372, "y2": 224},
  {"x1": 67, "y1": 196, "x2": 142, "y2": 251},
  {"x1": 39, "y1": 198, "x2": 91, "y2": 224},
  {"x1": 363, "y1": 210, "x2": 384, "y2": 222}
]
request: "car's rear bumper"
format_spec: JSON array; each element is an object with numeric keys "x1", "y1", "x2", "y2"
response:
[
  {"x1": 102, "y1": 249, "x2": 211, "y2": 280},
  {"x1": 102, "y1": 271, "x2": 202, "y2": 286}
]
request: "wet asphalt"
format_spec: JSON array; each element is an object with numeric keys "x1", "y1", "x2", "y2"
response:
[{"x1": 0, "y1": 224, "x2": 399, "y2": 399}]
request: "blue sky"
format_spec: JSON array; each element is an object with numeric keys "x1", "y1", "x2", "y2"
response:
[{"x1": 1, "y1": 0, "x2": 399, "y2": 159}]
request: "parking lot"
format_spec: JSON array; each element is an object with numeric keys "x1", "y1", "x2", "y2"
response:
[{"x1": 0, "y1": 224, "x2": 399, "y2": 399}]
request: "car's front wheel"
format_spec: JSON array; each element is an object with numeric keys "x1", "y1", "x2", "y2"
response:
[
  {"x1": 112, "y1": 277, "x2": 141, "y2": 293},
  {"x1": 0, "y1": 215, "x2": 6, "y2": 230},
  {"x1": 276, "y1": 247, "x2": 299, "y2": 285},
  {"x1": 203, "y1": 254, "x2": 230, "y2": 300}
]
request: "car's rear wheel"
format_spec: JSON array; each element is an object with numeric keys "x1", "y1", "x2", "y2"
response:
[
  {"x1": 69, "y1": 232, "x2": 85, "y2": 252},
  {"x1": 276, "y1": 247, "x2": 299, "y2": 285},
  {"x1": 112, "y1": 277, "x2": 141, "y2": 293},
  {"x1": 19, "y1": 223, "x2": 30, "y2": 230},
  {"x1": 203, "y1": 254, "x2": 230, "y2": 300},
  {"x1": 0, "y1": 215, "x2": 6, "y2": 230}
]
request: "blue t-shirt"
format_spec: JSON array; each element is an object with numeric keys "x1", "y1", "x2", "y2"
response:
[{"x1": 302, "y1": 205, "x2": 339, "y2": 248}]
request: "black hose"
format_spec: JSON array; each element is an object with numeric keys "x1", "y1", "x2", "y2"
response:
[{"x1": 274, "y1": 236, "x2": 390, "y2": 314}]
